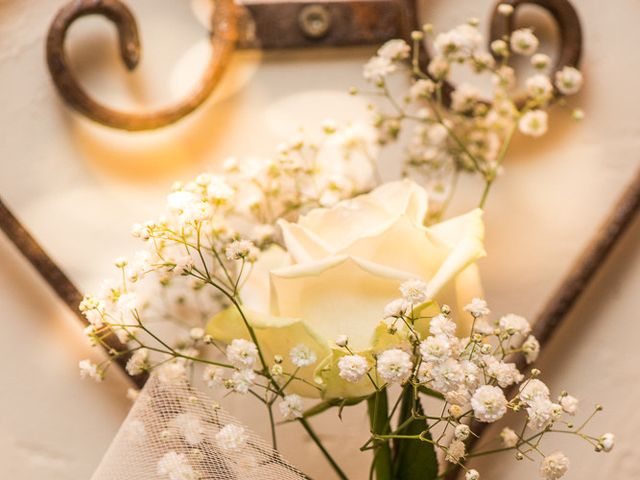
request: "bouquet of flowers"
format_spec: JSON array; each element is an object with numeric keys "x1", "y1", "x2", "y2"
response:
[{"x1": 80, "y1": 8, "x2": 612, "y2": 480}]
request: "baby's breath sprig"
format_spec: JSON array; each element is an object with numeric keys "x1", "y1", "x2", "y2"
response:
[
  {"x1": 330, "y1": 283, "x2": 612, "y2": 480},
  {"x1": 356, "y1": 16, "x2": 584, "y2": 219}
]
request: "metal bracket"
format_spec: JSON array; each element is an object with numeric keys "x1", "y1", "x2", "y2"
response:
[{"x1": 45, "y1": 0, "x2": 582, "y2": 130}]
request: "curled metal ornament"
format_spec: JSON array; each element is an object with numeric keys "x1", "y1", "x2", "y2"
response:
[{"x1": 46, "y1": 0, "x2": 238, "y2": 131}]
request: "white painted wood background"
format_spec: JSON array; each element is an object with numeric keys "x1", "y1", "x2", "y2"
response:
[{"x1": 0, "y1": 0, "x2": 638, "y2": 478}]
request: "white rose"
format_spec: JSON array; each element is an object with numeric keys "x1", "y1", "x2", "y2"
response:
[{"x1": 207, "y1": 180, "x2": 485, "y2": 398}]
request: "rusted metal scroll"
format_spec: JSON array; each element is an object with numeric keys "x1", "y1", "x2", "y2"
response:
[{"x1": 46, "y1": 0, "x2": 238, "y2": 131}]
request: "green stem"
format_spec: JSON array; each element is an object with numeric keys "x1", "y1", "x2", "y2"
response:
[
  {"x1": 367, "y1": 390, "x2": 393, "y2": 480},
  {"x1": 478, "y1": 124, "x2": 517, "y2": 208},
  {"x1": 299, "y1": 418, "x2": 349, "y2": 480}
]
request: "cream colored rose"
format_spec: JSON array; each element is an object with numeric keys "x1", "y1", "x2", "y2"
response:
[{"x1": 207, "y1": 180, "x2": 485, "y2": 398}]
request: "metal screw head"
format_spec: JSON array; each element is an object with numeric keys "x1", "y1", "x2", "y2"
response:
[{"x1": 298, "y1": 4, "x2": 331, "y2": 39}]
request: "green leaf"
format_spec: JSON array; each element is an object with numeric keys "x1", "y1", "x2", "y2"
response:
[
  {"x1": 393, "y1": 387, "x2": 438, "y2": 480},
  {"x1": 367, "y1": 390, "x2": 393, "y2": 480},
  {"x1": 301, "y1": 396, "x2": 366, "y2": 419},
  {"x1": 418, "y1": 385, "x2": 445, "y2": 401}
]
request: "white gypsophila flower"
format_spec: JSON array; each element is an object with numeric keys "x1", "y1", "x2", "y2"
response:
[
  {"x1": 157, "y1": 362, "x2": 187, "y2": 385},
  {"x1": 472, "y1": 51, "x2": 496, "y2": 72},
  {"x1": 433, "y1": 24, "x2": 483, "y2": 60},
  {"x1": 531, "y1": 53, "x2": 551, "y2": 69},
  {"x1": 428, "y1": 56, "x2": 450, "y2": 79},
  {"x1": 518, "y1": 110, "x2": 548, "y2": 137},
  {"x1": 526, "y1": 74, "x2": 554, "y2": 101},
  {"x1": 335, "y1": 335, "x2": 349, "y2": 348},
  {"x1": 526, "y1": 397, "x2": 562, "y2": 429},
  {"x1": 429, "y1": 314, "x2": 457, "y2": 336},
  {"x1": 251, "y1": 223, "x2": 276, "y2": 245},
  {"x1": 488, "y1": 360, "x2": 524, "y2": 388},
  {"x1": 322, "y1": 118, "x2": 338, "y2": 134},
  {"x1": 226, "y1": 339, "x2": 258, "y2": 369},
  {"x1": 417, "y1": 361, "x2": 432, "y2": 384},
  {"x1": 519, "y1": 379, "x2": 550, "y2": 405},
  {"x1": 445, "y1": 439, "x2": 466, "y2": 463},
  {"x1": 499, "y1": 313, "x2": 531, "y2": 336},
  {"x1": 363, "y1": 55, "x2": 396, "y2": 81},
  {"x1": 157, "y1": 451, "x2": 198, "y2": 480},
  {"x1": 600, "y1": 433, "x2": 615, "y2": 452},
  {"x1": 206, "y1": 177, "x2": 234, "y2": 203},
  {"x1": 410, "y1": 79, "x2": 436, "y2": 99},
  {"x1": 230, "y1": 369, "x2": 256, "y2": 394},
  {"x1": 377, "y1": 349, "x2": 413, "y2": 384},
  {"x1": 173, "y1": 413, "x2": 204, "y2": 446},
  {"x1": 117, "y1": 292, "x2": 139, "y2": 314},
  {"x1": 455, "y1": 424, "x2": 470, "y2": 440},
  {"x1": 490, "y1": 39, "x2": 508, "y2": 57},
  {"x1": 471, "y1": 385, "x2": 508, "y2": 423},
  {"x1": 451, "y1": 83, "x2": 482, "y2": 113},
  {"x1": 278, "y1": 394, "x2": 304, "y2": 420},
  {"x1": 500, "y1": 427, "x2": 519, "y2": 447},
  {"x1": 126, "y1": 348, "x2": 149, "y2": 376},
  {"x1": 215, "y1": 424, "x2": 248, "y2": 451},
  {"x1": 189, "y1": 327, "x2": 205, "y2": 340},
  {"x1": 497, "y1": 3, "x2": 514, "y2": 15},
  {"x1": 510, "y1": 28, "x2": 539, "y2": 55},
  {"x1": 466, "y1": 469, "x2": 480, "y2": 480},
  {"x1": 384, "y1": 298, "x2": 410, "y2": 319},
  {"x1": 79, "y1": 359, "x2": 103, "y2": 382},
  {"x1": 203, "y1": 365, "x2": 225, "y2": 388},
  {"x1": 427, "y1": 123, "x2": 448, "y2": 144},
  {"x1": 271, "y1": 363, "x2": 284, "y2": 377},
  {"x1": 555, "y1": 66, "x2": 583, "y2": 95},
  {"x1": 464, "y1": 298, "x2": 490, "y2": 318},
  {"x1": 493, "y1": 65, "x2": 516, "y2": 90},
  {"x1": 377, "y1": 39, "x2": 410, "y2": 60},
  {"x1": 540, "y1": 451, "x2": 570, "y2": 479},
  {"x1": 431, "y1": 358, "x2": 465, "y2": 393},
  {"x1": 445, "y1": 388, "x2": 471, "y2": 407},
  {"x1": 399, "y1": 278, "x2": 429, "y2": 304},
  {"x1": 83, "y1": 308, "x2": 104, "y2": 328},
  {"x1": 338, "y1": 354, "x2": 369, "y2": 383},
  {"x1": 290, "y1": 344, "x2": 317, "y2": 367},
  {"x1": 173, "y1": 255, "x2": 194, "y2": 275},
  {"x1": 225, "y1": 240, "x2": 257, "y2": 261},
  {"x1": 461, "y1": 359, "x2": 481, "y2": 389},
  {"x1": 560, "y1": 394, "x2": 579, "y2": 415},
  {"x1": 167, "y1": 190, "x2": 199, "y2": 213},
  {"x1": 420, "y1": 335, "x2": 453, "y2": 362},
  {"x1": 523, "y1": 335, "x2": 541, "y2": 364}
]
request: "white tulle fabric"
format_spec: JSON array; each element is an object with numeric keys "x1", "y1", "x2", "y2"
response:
[{"x1": 91, "y1": 374, "x2": 306, "y2": 480}]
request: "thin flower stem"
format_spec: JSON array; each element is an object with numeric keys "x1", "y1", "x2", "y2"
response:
[
  {"x1": 478, "y1": 123, "x2": 517, "y2": 208},
  {"x1": 267, "y1": 403, "x2": 278, "y2": 450},
  {"x1": 367, "y1": 390, "x2": 393, "y2": 480}
]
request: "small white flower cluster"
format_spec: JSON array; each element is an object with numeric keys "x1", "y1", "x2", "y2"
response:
[
  {"x1": 335, "y1": 288, "x2": 613, "y2": 479},
  {"x1": 357, "y1": 15, "x2": 584, "y2": 216},
  {"x1": 78, "y1": 123, "x2": 378, "y2": 385}
]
